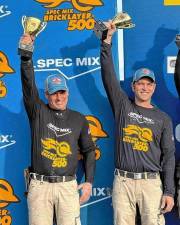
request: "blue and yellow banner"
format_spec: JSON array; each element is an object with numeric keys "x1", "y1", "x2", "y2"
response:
[
  {"x1": 1, "y1": 0, "x2": 180, "y2": 224},
  {"x1": 164, "y1": 0, "x2": 180, "y2": 5}
]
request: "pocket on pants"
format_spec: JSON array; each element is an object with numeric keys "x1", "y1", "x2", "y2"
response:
[
  {"x1": 27, "y1": 179, "x2": 43, "y2": 200},
  {"x1": 112, "y1": 176, "x2": 124, "y2": 208},
  {"x1": 112, "y1": 176, "x2": 123, "y2": 195}
]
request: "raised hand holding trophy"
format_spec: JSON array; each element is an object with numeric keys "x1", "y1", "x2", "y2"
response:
[
  {"x1": 93, "y1": 12, "x2": 135, "y2": 40},
  {"x1": 18, "y1": 16, "x2": 47, "y2": 56}
]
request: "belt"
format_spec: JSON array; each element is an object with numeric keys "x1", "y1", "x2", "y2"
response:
[
  {"x1": 115, "y1": 169, "x2": 159, "y2": 180},
  {"x1": 30, "y1": 173, "x2": 75, "y2": 183}
]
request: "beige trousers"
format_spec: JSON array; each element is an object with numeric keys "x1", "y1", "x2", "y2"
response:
[
  {"x1": 112, "y1": 174, "x2": 165, "y2": 225},
  {"x1": 27, "y1": 179, "x2": 81, "y2": 225}
]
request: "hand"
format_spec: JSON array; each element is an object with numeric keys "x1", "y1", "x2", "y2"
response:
[
  {"x1": 78, "y1": 182, "x2": 92, "y2": 205},
  {"x1": 160, "y1": 195, "x2": 174, "y2": 214},
  {"x1": 103, "y1": 20, "x2": 116, "y2": 44},
  {"x1": 20, "y1": 34, "x2": 35, "y2": 46}
]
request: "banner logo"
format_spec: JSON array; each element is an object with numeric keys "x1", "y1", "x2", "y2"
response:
[
  {"x1": 35, "y1": 0, "x2": 103, "y2": 11},
  {"x1": 0, "y1": 81, "x2": 7, "y2": 98},
  {"x1": 35, "y1": 0, "x2": 104, "y2": 30},
  {"x1": 0, "y1": 5, "x2": 11, "y2": 18},
  {"x1": 164, "y1": 0, "x2": 180, "y2": 5},
  {"x1": 0, "y1": 135, "x2": 16, "y2": 149},
  {"x1": 0, "y1": 179, "x2": 19, "y2": 225},
  {"x1": 81, "y1": 186, "x2": 112, "y2": 208},
  {"x1": 79, "y1": 115, "x2": 108, "y2": 160},
  {"x1": 0, "y1": 51, "x2": 15, "y2": 98},
  {"x1": 167, "y1": 56, "x2": 176, "y2": 73},
  {"x1": 34, "y1": 56, "x2": 100, "y2": 80},
  {"x1": 0, "y1": 52, "x2": 14, "y2": 78}
]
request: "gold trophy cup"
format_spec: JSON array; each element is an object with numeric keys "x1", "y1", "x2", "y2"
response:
[
  {"x1": 93, "y1": 12, "x2": 135, "y2": 39},
  {"x1": 18, "y1": 16, "x2": 47, "y2": 54}
]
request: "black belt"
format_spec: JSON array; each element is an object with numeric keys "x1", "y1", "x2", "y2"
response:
[
  {"x1": 30, "y1": 173, "x2": 75, "y2": 183},
  {"x1": 115, "y1": 169, "x2": 159, "y2": 179}
]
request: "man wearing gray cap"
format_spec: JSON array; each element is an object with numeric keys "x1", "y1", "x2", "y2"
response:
[
  {"x1": 19, "y1": 34, "x2": 95, "y2": 225},
  {"x1": 100, "y1": 21, "x2": 175, "y2": 225}
]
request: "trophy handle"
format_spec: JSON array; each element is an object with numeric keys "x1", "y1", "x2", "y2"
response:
[
  {"x1": 35, "y1": 21, "x2": 47, "y2": 37},
  {"x1": 21, "y1": 15, "x2": 26, "y2": 31}
]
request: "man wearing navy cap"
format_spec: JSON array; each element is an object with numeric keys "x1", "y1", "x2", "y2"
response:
[
  {"x1": 19, "y1": 34, "x2": 95, "y2": 225},
  {"x1": 100, "y1": 21, "x2": 175, "y2": 225}
]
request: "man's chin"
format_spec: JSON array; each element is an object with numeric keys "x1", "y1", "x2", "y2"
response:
[
  {"x1": 55, "y1": 105, "x2": 65, "y2": 110},
  {"x1": 49, "y1": 104, "x2": 65, "y2": 110}
]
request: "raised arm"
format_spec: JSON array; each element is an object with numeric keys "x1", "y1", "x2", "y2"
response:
[
  {"x1": 19, "y1": 34, "x2": 41, "y2": 119},
  {"x1": 100, "y1": 21, "x2": 130, "y2": 116}
]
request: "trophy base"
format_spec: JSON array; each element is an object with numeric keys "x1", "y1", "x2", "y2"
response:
[
  {"x1": 93, "y1": 20, "x2": 108, "y2": 40},
  {"x1": 115, "y1": 21, "x2": 135, "y2": 29}
]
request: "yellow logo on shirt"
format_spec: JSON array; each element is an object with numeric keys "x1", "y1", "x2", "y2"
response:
[
  {"x1": 41, "y1": 138, "x2": 72, "y2": 167},
  {"x1": 123, "y1": 125, "x2": 153, "y2": 152}
]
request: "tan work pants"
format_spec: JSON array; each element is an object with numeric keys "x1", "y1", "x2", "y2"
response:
[
  {"x1": 27, "y1": 179, "x2": 81, "y2": 225},
  {"x1": 112, "y1": 174, "x2": 165, "y2": 225}
]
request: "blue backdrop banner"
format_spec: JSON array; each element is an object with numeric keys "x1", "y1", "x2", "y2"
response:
[{"x1": 0, "y1": 0, "x2": 180, "y2": 224}]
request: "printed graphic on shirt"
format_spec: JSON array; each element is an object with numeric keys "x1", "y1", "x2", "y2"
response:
[
  {"x1": 128, "y1": 112, "x2": 154, "y2": 124},
  {"x1": 47, "y1": 123, "x2": 72, "y2": 137},
  {"x1": 41, "y1": 138, "x2": 72, "y2": 167},
  {"x1": 123, "y1": 125, "x2": 153, "y2": 152}
]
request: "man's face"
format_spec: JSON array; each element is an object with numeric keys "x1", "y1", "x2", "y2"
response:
[
  {"x1": 132, "y1": 77, "x2": 156, "y2": 103},
  {"x1": 46, "y1": 90, "x2": 69, "y2": 110}
]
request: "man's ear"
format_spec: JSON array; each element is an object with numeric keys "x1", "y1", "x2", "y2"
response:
[
  {"x1": 45, "y1": 91, "x2": 49, "y2": 99},
  {"x1": 153, "y1": 83, "x2": 156, "y2": 92},
  {"x1": 131, "y1": 82, "x2": 135, "y2": 92}
]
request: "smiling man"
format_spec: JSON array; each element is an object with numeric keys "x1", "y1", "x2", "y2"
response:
[
  {"x1": 100, "y1": 21, "x2": 175, "y2": 225},
  {"x1": 19, "y1": 34, "x2": 95, "y2": 225}
]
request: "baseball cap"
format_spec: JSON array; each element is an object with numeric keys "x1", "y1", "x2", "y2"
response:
[
  {"x1": 133, "y1": 68, "x2": 155, "y2": 83},
  {"x1": 45, "y1": 74, "x2": 68, "y2": 94}
]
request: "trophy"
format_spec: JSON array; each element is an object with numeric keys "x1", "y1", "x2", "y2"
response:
[
  {"x1": 18, "y1": 16, "x2": 47, "y2": 55},
  {"x1": 93, "y1": 12, "x2": 135, "y2": 40}
]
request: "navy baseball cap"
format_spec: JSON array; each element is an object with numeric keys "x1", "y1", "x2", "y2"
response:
[
  {"x1": 133, "y1": 68, "x2": 155, "y2": 83},
  {"x1": 45, "y1": 74, "x2": 68, "y2": 94}
]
